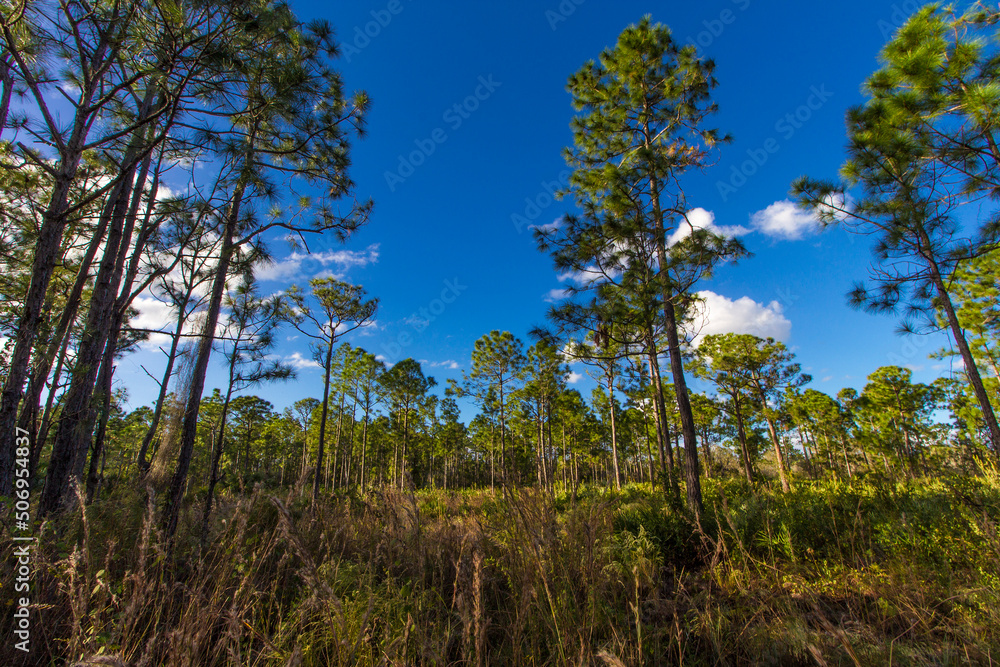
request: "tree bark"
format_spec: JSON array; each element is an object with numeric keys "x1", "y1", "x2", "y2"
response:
[{"x1": 163, "y1": 189, "x2": 240, "y2": 538}]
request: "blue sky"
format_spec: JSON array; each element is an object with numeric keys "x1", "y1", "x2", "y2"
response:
[{"x1": 119, "y1": 0, "x2": 959, "y2": 418}]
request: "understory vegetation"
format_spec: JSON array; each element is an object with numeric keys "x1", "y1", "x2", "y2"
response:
[
  {"x1": 5, "y1": 470, "x2": 999, "y2": 665},
  {"x1": 5, "y1": 0, "x2": 1000, "y2": 665}
]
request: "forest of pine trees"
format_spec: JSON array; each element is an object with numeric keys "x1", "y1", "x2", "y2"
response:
[{"x1": 1, "y1": 2, "x2": 999, "y2": 665}]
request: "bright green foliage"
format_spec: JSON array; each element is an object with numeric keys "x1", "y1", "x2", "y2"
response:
[
  {"x1": 463, "y1": 331, "x2": 526, "y2": 482},
  {"x1": 689, "y1": 392, "x2": 726, "y2": 478},
  {"x1": 284, "y1": 278, "x2": 376, "y2": 500},
  {"x1": 518, "y1": 341, "x2": 569, "y2": 490},
  {"x1": 378, "y1": 358, "x2": 435, "y2": 488},
  {"x1": 786, "y1": 389, "x2": 857, "y2": 478},
  {"x1": 793, "y1": 3, "x2": 1000, "y2": 453},
  {"x1": 539, "y1": 16, "x2": 749, "y2": 516},
  {"x1": 690, "y1": 333, "x2": 809, "y2": 491},
  {"x1": 860, "y1": 365, "x2": 942, "y2": 476},
  {"x1": 228, "y1": 395, "x2": 275, "y2": 482}
]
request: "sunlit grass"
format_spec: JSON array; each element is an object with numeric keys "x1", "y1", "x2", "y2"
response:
[{"x1": 4, "y1": 472, "x2": 999, "y2": 665}]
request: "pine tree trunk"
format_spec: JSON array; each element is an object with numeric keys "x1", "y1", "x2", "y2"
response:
[
  {"x1": 137, "y1": 314, "x2": 188, "y2": 475},
  {"x1": 646, "y1": 333, "x2": 675, "y2": 497},
  {"x1": 733, "y1": 396, "x2": 754, "y2": 484},
  {"x1": 925, "y1": 252, "x2": 1000, "y2": 456},
  {"x1": 313, "y1": 339, "x2": 335, "y2": 502},
  {"x1": 763, "y1": 415, "x2": 791, "y2": 493},
  {"x1": 40, "y1": 160, "x2": 144, "y2": 516},
  {"x1": 0, "y1": 43, "x2": 109, "y2": 496},
  {"x1": 607, "y1": 371, "x2": 621, "y2": 490},
  {"x1": 163, "y1": 190, "x2": 240, "y2": 537}
]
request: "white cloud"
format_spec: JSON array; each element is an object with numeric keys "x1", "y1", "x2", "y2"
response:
[
  {"x1": 403, "y1": 314, "x2": 432, "y2": 330},
  {"x1": 255, "y1": 243, "x2": 380, "y2": 283},
  {"x1": 669, "y1": 207, "x2": 751, "y2": 246},
  {"x1": 422, "y1": 359, "x2": 460, "y2": 370},
  {"x1": 687, "y1": 290, "x2": 792, "y2": 346},
  {"x1": 155, "y1": 183, "x2": 177, "y2": 202},
  {"x1": 285, "y1": 351, "x2": 321, "y2": 370},
  {"x1": 567, "y1": 372, "x2": 583, "y2": 384},
  {"x1": 530, "y1": 218, "x2": 562, "y2": 233},
  {"x1": 130, "y1": 288, "x2": 229, "y2": 351},
  {"x1": 129, "y1": 296, "x2": 186, "y2": 348},
  {"x1": 544, "y1": 288, "x2": 569, "y2": 302},
  {"x1": 557, "y1": 266, "x2": 607, "y2": 287},
  {"x1": 354, "y1": 319, "x2": 379, "y2": 336},
  {"x1": 749, "y1": 200, "x2": 821, "y2": 240}
]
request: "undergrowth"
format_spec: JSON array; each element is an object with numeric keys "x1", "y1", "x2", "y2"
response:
[{"x1": 2, "y1": 473, "x2": 999, "y2": 665}]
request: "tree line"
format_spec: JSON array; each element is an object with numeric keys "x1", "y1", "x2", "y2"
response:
[
  {"x1": 1, "y1": 1, "x2": 998, "y2": 534},
  {"x1": 0, "y1": 0, "x2": 371, "y2": 536},
  {"x1": 93, "y1": 331, "x2": 976, "y2": 513}
]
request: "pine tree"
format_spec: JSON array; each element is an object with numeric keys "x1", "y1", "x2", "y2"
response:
[
  {"x1": 541, "y1": 17, "x2": 746, "y2": 515},
  {"x1": 283, "y1": 279, "x2": 376, "y2": 503},
  {"x1": 378, "y1": 359, "x2": 435, "y2": 489},
  {"x1": 794, "y1": 4, "x2": 1000, "y2": 456},
  {"x1": 462, "y1": 331, "x2": 526, "y2": 485}
]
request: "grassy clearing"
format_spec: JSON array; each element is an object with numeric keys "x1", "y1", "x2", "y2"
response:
[{"x1": 3, "y1": 474, "x2": 999, "y2": 665}]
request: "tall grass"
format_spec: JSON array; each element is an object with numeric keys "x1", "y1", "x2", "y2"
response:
[{"x1": 2, "y1": 473, "x2": 999, "y2": 665}]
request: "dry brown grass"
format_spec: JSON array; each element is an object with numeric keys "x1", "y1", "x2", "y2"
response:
[{"x1": 2, "y1": 473, "x2": 999, "y2": 665}]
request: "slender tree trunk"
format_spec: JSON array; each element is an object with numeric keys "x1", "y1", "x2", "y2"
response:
[
  {"x1": 0, "y1": 54, "x2": 13, "y2": 133},
  {"x1": 163, "y1": 186, "x2": 241, "y2": 537},
  {"x1": 313, "y1": 339, "x2": 335, "y2": 502},
  {"x1": 16, "y1": 205, "x2": 110, "y2": 478},
  {"x1": 648, "y1": 160, "x2": 701, "y2": 515},
  {"x1": 561, "y1": 423, "x2": 568, "y2": 490},
  {"x1": 701, "y1": 426, "x2": 715, "y2": 480},
  {"x1": 0, "y1": 38, "x2": 110, "y2": 496},
  {"x1": 733, "y1": 397, "x2": 754, "y2": 484},
  {"x1": 345, "y1": 396, "x2": 358, "y2": 486},
  {"x1": 920, "y1": 229, "x2": 1000, "y2": 456},
  {"x1": 202, "y1": 386, "x2": 235, "y2": 548},
  {"x1": 498, "y1": 385, "x2": 506, "y2": 483},
  {"x1": 400, "y1": 403, "x2": 410, "y2": 489},
  {"x1": 137, "y1": 316, "x2": 188, "y2": 475},
  {"x1": 840, "y1": 435, "x2": 854, "y2": 479},
  {"x1": 536, "y1": 400, "x2": 544, "y2": 488},
  {"x1": 332, "y1": 389, "x2": 345, "y2": 489},
  {"x1": 799, "y1": 428, "x2": 815, "y2": 479},
  {"x1": 646, "y1": 335, "x2": 675, "y2": 497},
  {"x1": 85, "y1": 347, "x2": 116, "y2": 503},
  {"x1": 860, "y1": 445, "x2": 872, "y2": 472},
  {"x1": 360, "y1": 406, "x2": 370, "y2": 489},
  {"x1": 641, "y1": 409, "x2": 656, "y2": 483},
  {"x1": 41, "y1": 151, "x2": 148, "y2": 516},
  {"x1": 661, "y1": 302, "x2": 702, "y2": 514},
  {"x1": 607, "y1": 371, "x2": 621, "y2": 490},
  {"x1": 32, "y1": 330, "x2": 72, "y2": 479},
  {"x1": 763, "y1": 415, "x2": 791, "y2": 493}
]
